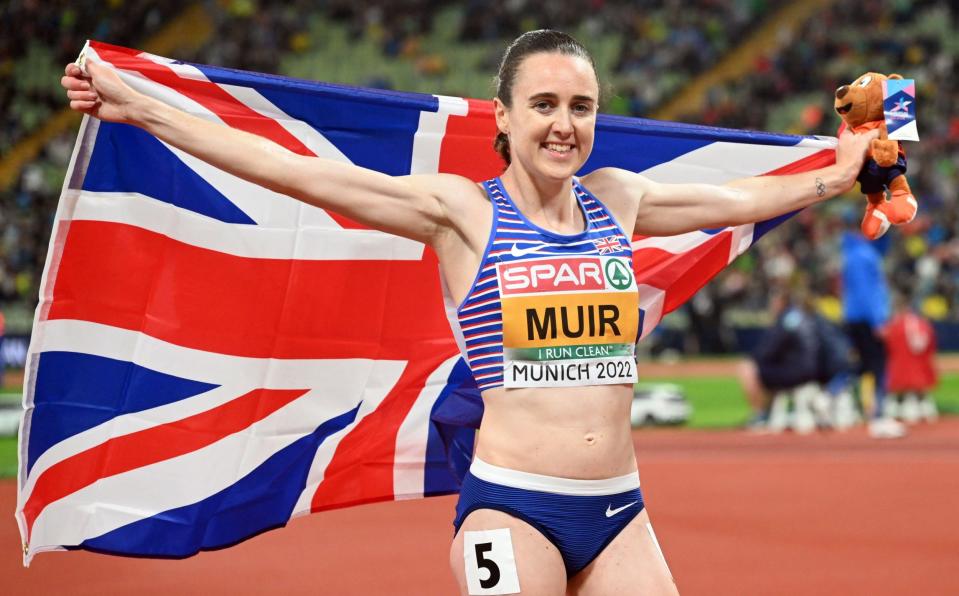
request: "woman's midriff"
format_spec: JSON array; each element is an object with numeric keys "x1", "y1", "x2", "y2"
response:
[{"x1": 474, "y1": 383, "x2": 637, "y2": 479}]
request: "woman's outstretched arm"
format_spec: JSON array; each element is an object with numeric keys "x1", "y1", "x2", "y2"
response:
[
  {"x1": 62, "y1": 60, "x2": 467, "y2": 244},
  {"x1": 585, "y1": 129, "x2": 878, "y2": 237}
]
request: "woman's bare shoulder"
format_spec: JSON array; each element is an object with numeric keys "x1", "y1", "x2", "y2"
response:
[
  {"x1": 580, "y1": 167, "x2": 650, "y2": 202},
  {"x1": 579, "y1": 168, "x2": 651, "y2": 237},
  {"x1": 405, "y1": 173, "x2": 493, "y2": 250},
  {"x1": 406, "y1": 173, "x2": 489, "y2": 204},
  {"x1": 406, "y1": 172, "x2": 493, "y2": 224}
]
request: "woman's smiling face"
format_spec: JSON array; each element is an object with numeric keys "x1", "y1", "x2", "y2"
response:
[{"x1": 494, "y1": 52, "x2": 599, "y2": 182}]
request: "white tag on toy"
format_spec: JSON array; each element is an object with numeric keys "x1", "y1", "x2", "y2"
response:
[
  {"x1": 883, "y1": 78, "x2": 918, "y2": 141},
  {"x1": 463, "y1": 529, "x2": 521, "y2": 595}
]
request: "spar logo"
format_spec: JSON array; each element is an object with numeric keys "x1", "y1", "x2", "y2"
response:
[
  {"x1": 605, "y1": 258, "x2": 633, "y2": 290},
  {"x1": 499, "y1": 257, "x2": 605, "y2": 295}
]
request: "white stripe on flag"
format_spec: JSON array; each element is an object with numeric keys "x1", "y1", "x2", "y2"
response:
[
  {"x1": 218, "y1": 83, "x2": 353, "y2": 164},
  {"x1": 640, "y1": 142, "x2": 823, "y2": 184},
  {"x1": 134, "y1": 50, "x2": 213, "y2": 82},
  {"x1": 289, "y1": 424, "x2": 359, "y2": 518},
  {"x1": 392, "y1": 354, "x2": 461, "y2": 499},
  {"x1": 632, "y1": 228, "x2": 728, "y2": 254},
  {"x1": 87, "y1": 47, "x2": 229, "y2": 129},
  {"x1": 20, "y1": 384, "x2": 239, "y2": 508},
  {"x1": 68, "y1": 190, "x2": 426, "y2": 260},
  {"x1": 32, "y1": 319, "x2": 407, "y2": 392},
  {"x1": 289, "y1": 378, "x2": 398, "y2": 517},
  {"x1": 27, "y1": 388, "x2": 366, "y2": 557},
  {"x1": 638, "y1": 284, "x2": 666, "y2": 341},
  {"x1": 410, "y1": 95, "x2": 469, "y2": 175},
  {"x1": 159, "y1": 141, "x2": 345, "y2": 230},
  {"x1": 728, "y1": 223, "x2": 755, "y2": 262},
  {"x1": 797, "y1": 136, "x2": 838, "y2": 149}
]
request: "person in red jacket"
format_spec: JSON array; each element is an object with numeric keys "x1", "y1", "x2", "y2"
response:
[{"x1": 883, "y1": 295, "x2": 938, "y2": 423}]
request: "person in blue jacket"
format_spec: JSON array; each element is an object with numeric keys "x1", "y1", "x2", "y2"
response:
[{"x1": 841, "y1": 221, "x2": 905, "y2": 437}]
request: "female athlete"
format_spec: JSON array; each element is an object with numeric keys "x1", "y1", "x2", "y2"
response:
[{"x1": 62, "y1": 29, "x2": 876, "y2": 596}]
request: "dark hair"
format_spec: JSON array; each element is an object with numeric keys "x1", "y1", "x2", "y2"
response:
[{"x1": 493, "y1": 30, "x2": 598, "y2": 165}]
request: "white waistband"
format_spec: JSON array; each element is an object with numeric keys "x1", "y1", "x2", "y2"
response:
[{"x1": 470, "y1": 457, "x2": 640, "y2": 496}]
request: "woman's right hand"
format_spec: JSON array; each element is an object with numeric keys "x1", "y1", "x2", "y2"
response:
[{"x1": 61, "y1": 60, "x2": 140, "y2": 124}]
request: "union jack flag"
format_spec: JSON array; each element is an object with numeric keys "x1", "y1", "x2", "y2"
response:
[
  {"x1": 16, "y1": 41, "x2": 836, "y2": 564},
  {"x1": 592, "y1": 235, "x2": 624, "y2": 255}
]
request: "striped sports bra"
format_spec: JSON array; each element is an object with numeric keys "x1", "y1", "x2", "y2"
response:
[{"x1": 444, "y1": 177, "x2": 640, "y2": 392}]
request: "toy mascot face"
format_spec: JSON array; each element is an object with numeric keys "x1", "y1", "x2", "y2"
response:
[{"x1": 834, "y1": 72, "x2": 901, "y2": 128}]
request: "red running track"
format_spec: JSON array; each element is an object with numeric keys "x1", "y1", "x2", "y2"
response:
[{"x1": 4, "y1": 419, "x2": 958, "y2": 595}]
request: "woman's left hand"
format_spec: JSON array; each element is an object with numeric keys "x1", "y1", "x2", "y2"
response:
[{"x1": 834, "y1": 128, "x2": 881, "y2": 189}]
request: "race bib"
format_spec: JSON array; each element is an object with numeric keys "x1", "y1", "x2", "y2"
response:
[
  {"x1": 497, "y1": 255, "x2": 639, "y2": 388},
  {"x1": 463, "y1": 529, "x2": 521, "y2": 595}
]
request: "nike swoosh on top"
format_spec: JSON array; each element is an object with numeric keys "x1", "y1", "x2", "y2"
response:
[
  {"x1": 508, "y1": 242, "x2": 597, "y2": 258},
  {"x1": 605, "y1": 501, "x2": 638, "y2": 518}
]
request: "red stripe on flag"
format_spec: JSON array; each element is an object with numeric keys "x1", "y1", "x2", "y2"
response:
[
  {"x1": 92, "y1": 42, "x2": 314, "y2": 157},
  {"x1": 437, "y1": 98, "x2": 503, "y2": 182},
  {"x1": 309, "y1": 348, "x2": 455, "y2": 511},
  {"x1": 23, "y1": 388, "x2": 308, "y2": 537},
  {"x1": 48, "y1": 221, "x2": 454, "y2": 359},
  {"x1": 635, "y1": 232, "x2": 733, "y2": 312},
  {"x1": 763, "y1": 148, "x2": 835, "y2": 175}
]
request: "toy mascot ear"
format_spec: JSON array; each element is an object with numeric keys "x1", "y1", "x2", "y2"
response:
[{"x1": 889, "y1": 73, "x2": 903, "y2": 80}]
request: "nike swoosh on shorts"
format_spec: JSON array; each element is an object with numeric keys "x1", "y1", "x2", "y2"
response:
[{"x1": 605, "y1": 501, "x2": 638, "y2": 518}]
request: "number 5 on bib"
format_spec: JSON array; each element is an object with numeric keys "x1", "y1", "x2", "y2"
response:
[{"x1": 463, "y1": 529, "x2": 521, "y2": 595}]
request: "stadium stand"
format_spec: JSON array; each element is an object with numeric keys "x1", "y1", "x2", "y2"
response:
[{"x1": 0, "y1": 1, "x2": 193, "y2": 155}]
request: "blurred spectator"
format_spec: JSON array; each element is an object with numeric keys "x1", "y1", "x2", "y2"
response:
[
  {"x1": 810, "y1": 307, "x2": 862, "y2": 430},
  {"x1": 883, "y1": 293, "x2": 939, "y2": 423},
  {"x1": 738, "y1": 288, "x2": 820, "y2": 429},
  {"x1": 685, "y1": 283, "x2": 734, "y2": 355},
  {"x1": 812, "y1": 307, "x2": 853, "y2": 398}
]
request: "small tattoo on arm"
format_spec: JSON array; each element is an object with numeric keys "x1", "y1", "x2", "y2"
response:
[{"x1": 815, "y1": 177, "x2": 826, "y2": 198}]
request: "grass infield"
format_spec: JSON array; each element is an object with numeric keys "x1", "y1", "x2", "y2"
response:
[
  {"x1": 667, "y1": 373, "x2": 959, "y2": 428},
  {"x1": 1, "y1": 374, "x2": 957, "y2": 479},
  {"x1": 0, "y1": 437, "x2": 15, "y2": 479}
]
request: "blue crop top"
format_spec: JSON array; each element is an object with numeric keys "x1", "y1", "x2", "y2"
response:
[{"x1": 443, "y1": 177, "x2": 639, "y2": 392}]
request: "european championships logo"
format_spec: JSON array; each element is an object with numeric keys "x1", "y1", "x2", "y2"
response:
[{"x1": 883, "y1": 78, "x2": 919, "y2": 142}]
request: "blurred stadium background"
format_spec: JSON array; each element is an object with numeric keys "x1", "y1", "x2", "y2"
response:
[
  {"x1": 1, "y1": 1, "x2": 958, "y2": 593},
  {"x1": 4, "y1": 0, "x2": 958, "y2": 428}
]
